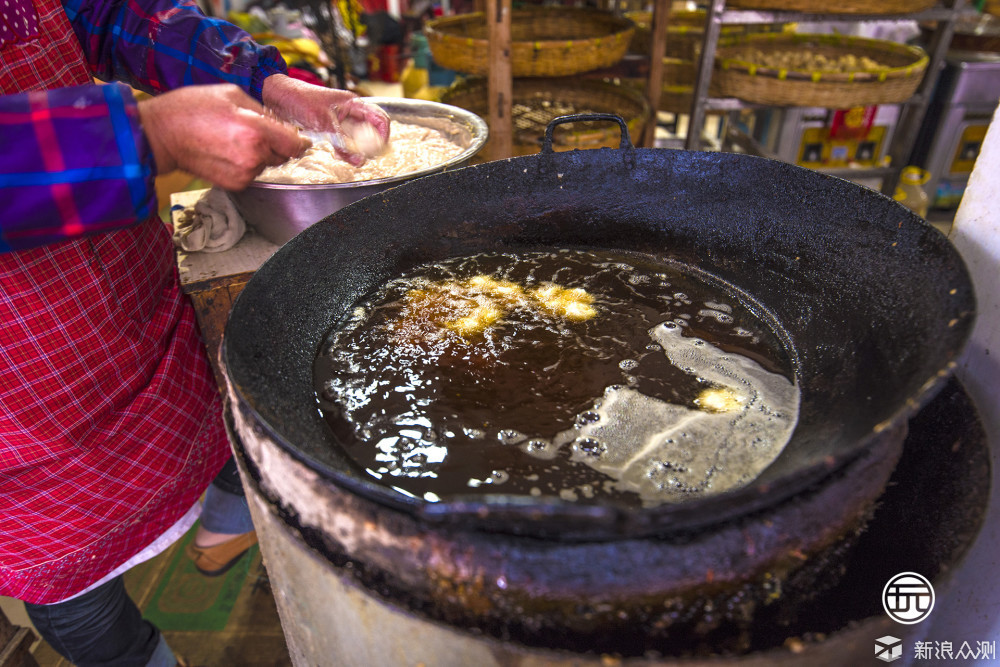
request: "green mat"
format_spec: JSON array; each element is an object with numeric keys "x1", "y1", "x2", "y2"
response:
[{"x1": 141, "y1": 524, "x2": 259, "y2": 632}]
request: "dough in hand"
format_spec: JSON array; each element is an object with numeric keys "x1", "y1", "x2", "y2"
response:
[{"x1": 343, "y1": 118, "x2": 388, "y2": 158}]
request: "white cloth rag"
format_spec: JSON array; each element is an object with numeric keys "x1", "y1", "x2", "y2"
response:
[{"x1": 173, "y1": 187, "x2": 246, "y2": 253}]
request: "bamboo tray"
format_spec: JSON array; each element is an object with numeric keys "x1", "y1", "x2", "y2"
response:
[
  {"x1": 713, "y1": 33, "x2": 929, "y2": 108},
  {"x1": 424, "y1": 7, "x2": 635, "y2": 77},
  {"x1": 627, "y1": 10, "x2": 748, "y2": 60}
]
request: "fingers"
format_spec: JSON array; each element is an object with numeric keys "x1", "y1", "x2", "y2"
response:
[
  {"x1": 336, "y1": 98, "x2": 391, "y2": 142},
  {"x1": 332, "y1": 138, "x2": 367, "y2": 167},
  {"x1": 225, "y1": 86, "x2": 266, "y2": 114},
  {"x1": 262, "y1": 115, "x2": 313, "y2": 161},
  {"x1": 227, "y1": 107, "x2": 310, "y2": 173},
  {"x1": 336, "y1": 153, "x2": 367, "y2": 167}
]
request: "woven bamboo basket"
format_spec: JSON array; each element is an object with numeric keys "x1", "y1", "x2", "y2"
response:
[
  {"x1": 439, "y1": 77, "x2": 651, "y2": 156},
  {"x1": 424, "y1": 8, "x2": 635, "y2": 77},
  {"x1": 622, "y1": 63, "x2": 726, "y2": 116},
  {"x1": 627, "y1": 10, "x2": 787, "y2": 60},
  {"x1": 621, "y1": 79, "x2": 696, "y2": 116},
  {"x1": 713, "y1": 33, "x2": 928, "y2": 108},
  {"x1": 725, "y1": 0, "x2": 935, "y2": 12},
  {"x1": 627, "y1": 10, "x2": 749, "y2": 60}
]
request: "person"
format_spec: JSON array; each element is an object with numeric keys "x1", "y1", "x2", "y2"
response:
[{"x1": 0, "y1": 0, "x2": 389, "y2": 663}]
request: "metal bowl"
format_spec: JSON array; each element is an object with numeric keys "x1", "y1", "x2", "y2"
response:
[{"x1": 230, "y1": 97, "x2": 489, "y2": 246}]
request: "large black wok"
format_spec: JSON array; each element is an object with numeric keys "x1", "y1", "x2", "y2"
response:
[{"x1": 223, "y1": 116, "x2": 975, "y2": 541}]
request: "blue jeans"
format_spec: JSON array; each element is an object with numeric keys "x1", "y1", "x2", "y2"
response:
[
  {"x1": 24, "y1": 577, "x2": 174, "y2": 667},
  {"x1": 24, "y1": 456, "x2": 251, "y2": 666},
  {"x1": 198, "y1": 456, "x2": 254, "y2": 535}
]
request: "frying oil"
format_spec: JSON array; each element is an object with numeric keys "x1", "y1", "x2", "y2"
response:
[{"x1": 313, "y1": 249, "x2": 800, "y2": 507}]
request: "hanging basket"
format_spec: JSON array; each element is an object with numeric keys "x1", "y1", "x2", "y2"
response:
[
  {"x1": 424, "y1": 7, "x2": 635, "y2": 78},
  {"x1": 626, "y1": 10, "x2": 758, "y2": 60},
  {"x1": 713, "y1": 32, "x2": 929, "y2": 108}
]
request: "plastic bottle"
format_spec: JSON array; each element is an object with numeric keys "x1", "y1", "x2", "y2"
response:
[
  {"x1": 401, "y1": 33, "x2": 433, "y2": 100},
  {"x1": 893, "y1": 166, "x2": 931, "y2": 218}
]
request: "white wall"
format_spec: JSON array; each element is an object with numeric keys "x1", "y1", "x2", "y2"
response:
[{"x1": 914, "y1": 101, "x2": 1000, "y2": 661}]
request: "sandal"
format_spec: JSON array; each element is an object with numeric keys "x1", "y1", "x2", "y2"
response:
[{"x1": 185, "y1": 531, "x2": 258, "y2": 577}]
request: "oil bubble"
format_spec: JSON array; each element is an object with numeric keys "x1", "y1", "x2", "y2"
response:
[
  {"x1": 522, "y1": 439, "x2": 558, "y2": 460},
  {"x1": 573, "y1": 437, "x2": 607, "y2": 458},
  {"x1": 488, "y1": 470, "x2": 510, "y2": 485},
  {"x1": 497, "y1": 429, "x2": 526, "y2": 445},
  {"x1": 704, "y1": 301, "x2": 732, "y2": 313},
  {"x1": 406, "y1": 453, "x2": 428, "y2": 466},
  {"x1": 699, "y1": 309, "x2": 734, "y2": 325}
]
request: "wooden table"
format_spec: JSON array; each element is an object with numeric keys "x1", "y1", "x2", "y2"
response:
[{"x1": 171, "y1": 189, "x2": 279, "y2": 391}]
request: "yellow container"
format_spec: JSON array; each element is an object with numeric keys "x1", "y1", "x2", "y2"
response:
[{"x1": 893, "y1": 166, "x2": 931, "y2": 218}]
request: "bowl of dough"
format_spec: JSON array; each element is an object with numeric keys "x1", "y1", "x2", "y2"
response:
[{"x1": 230, "y1": 97, "x2": 489, "y2": 246}]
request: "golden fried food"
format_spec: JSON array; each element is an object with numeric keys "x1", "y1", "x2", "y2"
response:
[
  {"x1": 694, "y1": 386, "x2": 746, "y2": 413},
  {"x1": 396, "y1": 275, "x2": 598, "y2": 339},
  {"x1": 529, "y1": 284, "x2": 597, "y2": 322}
]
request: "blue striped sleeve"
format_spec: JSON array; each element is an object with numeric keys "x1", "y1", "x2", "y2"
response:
[
  {"x1": 63, "y1": 0, "x2": 287, "y2": 100},
  {"x1": 0, "y1": 83, "x2": 155, "y2": 252}
]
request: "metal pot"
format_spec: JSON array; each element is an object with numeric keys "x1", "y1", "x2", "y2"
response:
[
  {"x1": 221, "y1": 115, "x2": 976, "y2": 660},
  {"x1": 228, "y1": 97, "x2": 489, "y2": 245}
]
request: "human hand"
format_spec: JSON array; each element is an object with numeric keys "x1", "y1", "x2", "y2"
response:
[
  {"x1": 138, "y1": 84, "x2": 311, "y2": 191},
  {"x1": 260, "y1": 74, "x2": 390, "y2": 166}
]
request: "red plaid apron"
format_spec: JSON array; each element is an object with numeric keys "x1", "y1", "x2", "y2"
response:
[{"x1": 0, "y1": 0, "x2": 229, "y2": 604}]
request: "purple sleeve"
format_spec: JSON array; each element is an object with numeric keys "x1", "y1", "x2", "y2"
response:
[
  {"x1": 62, "y1": 0, "x2": 288, "y2": 102},
  {"x1": 0, "y1": 83, "x2": 157, "y2": 252}
]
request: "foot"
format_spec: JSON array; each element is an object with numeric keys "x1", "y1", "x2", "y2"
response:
[
  {"x1": 185, "y1": 529, "x2": 258, "y2": 577},
  {"x1": 193, "y1": 525, "x2": 243, "y2": 548}
]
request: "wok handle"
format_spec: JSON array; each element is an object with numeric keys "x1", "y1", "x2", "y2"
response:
[{"x1": 542, "y1": 114, "x2": 634, "y2": 153}]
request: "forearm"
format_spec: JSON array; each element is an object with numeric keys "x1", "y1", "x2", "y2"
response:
[
  {"x1": 0, "y1": 83, "x2": 157, "y2": 252},
  {"x1": 63, "y1": 0, "x2": 287, "y2": 101}
]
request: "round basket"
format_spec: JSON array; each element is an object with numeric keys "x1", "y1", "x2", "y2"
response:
[
  {"x1": 627, "y1": 10, "x2": 748, "y2": 60},
  {"x1": 725, "y1": 0, "x2": 935, "y2": 12},
  {"x1": 424, "y1": 8, "x2": 635, "y2": 77},
  {"x1": 439, "y1": 77, "x2": 651, "y2": 156},
  {"x1": 713, "y1": 33, "x2": 929, "y2": 108}
]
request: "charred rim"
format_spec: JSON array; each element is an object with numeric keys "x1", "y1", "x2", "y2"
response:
[{"x1": 227, "y1": 382, "x2": 907, "y2": 657}]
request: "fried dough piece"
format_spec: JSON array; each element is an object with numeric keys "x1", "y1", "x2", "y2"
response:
[{"x1": 395, "y1": 275, "x2": 597, "y2": 341}]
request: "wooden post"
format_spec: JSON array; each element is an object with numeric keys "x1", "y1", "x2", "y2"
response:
[
  {"x1": 641, "y1": 0, "x2": 672, "y2": 148},
  {"x1": 486, "y1": 0, "x2": 513, "y2": 160}
]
